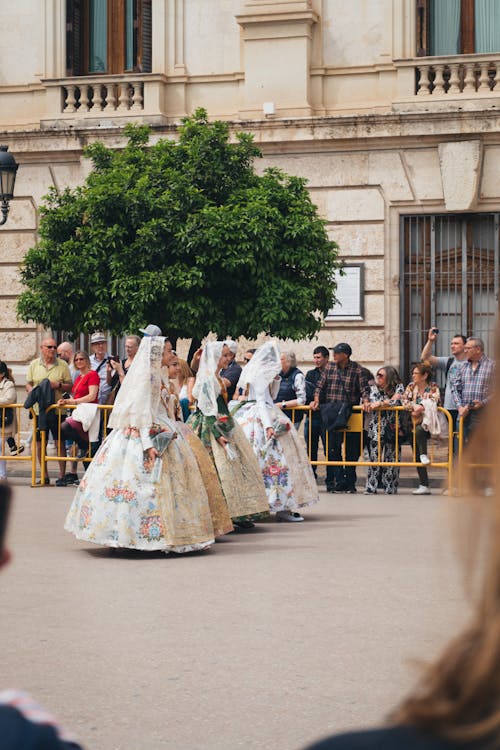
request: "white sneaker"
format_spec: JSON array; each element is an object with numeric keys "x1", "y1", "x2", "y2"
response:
[
  {"x1": 276, "y1": 510, "x2": 304, "y2": 522},
  {"x1": 412, "y1": 485, "x2": 431, "y2": 495},
  {"x1": 419, "y1": 454, "x2": 431, "y2": 465}
]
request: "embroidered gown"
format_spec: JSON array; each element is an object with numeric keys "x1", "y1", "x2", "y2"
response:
[
  {"x1": 187, "y1": 386, "x2": 270, "y2": 523},
  {"x1": 165, "y1": 382, "x2": 234, "y2": 537},
  {"x1": 233, "y1": 381, "x2": 319, "y2": 513},
  {"x1": 64, "y1": 377, "x2": 217, "y2": 553}
]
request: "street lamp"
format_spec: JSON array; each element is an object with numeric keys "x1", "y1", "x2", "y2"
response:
[{"x1": 0, "y1": 146, "x2": 19, "y2": 226}]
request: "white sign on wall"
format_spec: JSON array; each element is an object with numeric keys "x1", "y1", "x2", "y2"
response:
[{"x1": 326, "y1": 264, "x2": 364, "y2": 321}]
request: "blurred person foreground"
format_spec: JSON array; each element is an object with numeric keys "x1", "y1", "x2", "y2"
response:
[{"x1": 305, "y1": 326, "x2": 500, "y2": 749}]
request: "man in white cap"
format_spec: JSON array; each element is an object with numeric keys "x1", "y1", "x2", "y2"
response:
[
  {"x1": 220, "y1": 339, "x2": 242, "y2": 401},
  {"x1": 89, "y1": 332, "x2": 112, "y2": 404},
  {"x1": 139, "y1": 324, "x2": 162, "y2": 337}
]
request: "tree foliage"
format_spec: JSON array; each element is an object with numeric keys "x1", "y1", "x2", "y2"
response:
[{"x1": 17, "y1": 109, "x2": 341, "y2": 341}]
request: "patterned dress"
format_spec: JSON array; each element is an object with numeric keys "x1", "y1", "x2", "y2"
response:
[
  {"x1": 187, "y1": 389, "x2": 270, "y2": 523},
  {"x1": 232, "y1": 384, "x2": 319, "y2": 512},
  {"x1": 365, "y1": 383, "x2": 405, "y2": 495},
  {"x1": 64, "y1": 378, "x2": 216, "y2": 552},
  {"x1": 164, "y1": 382, "x2": 234, "y2": 537}
]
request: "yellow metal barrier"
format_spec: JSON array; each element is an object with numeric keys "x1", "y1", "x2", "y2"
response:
[
  {"x1": 34, "y1": 401, "x2": 454, "y2": 491},
  {"x1": 290, "y1": 404, "x2": 454, "y2": 492},
  {"x1": 39, "y1": 404, "x2": 113, "y2": 485},
  {"x1": 0, "y1": 404, "x2": 38, "y2": 486},
  {"x1": 455, "y1": 412, "x2": 494, "y2": 495}
]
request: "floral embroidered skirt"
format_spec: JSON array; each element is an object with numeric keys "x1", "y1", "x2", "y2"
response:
[
  {"x1": 233, "y1": 402, "x2": 319, "y2": 512},
  {"x1": 64, "y1": 427, "x2": 216, "y2": 552}
]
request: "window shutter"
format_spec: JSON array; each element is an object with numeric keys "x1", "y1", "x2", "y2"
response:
[
  {"x1": 66, "y1": 0, "x2": 83, "y2": 76},
  {"x1": 141, "y1": 0, "x2": 152, "y2": 73},
  {"x1": 416, "y1": 0, "x2": 430, "y2": 57}
]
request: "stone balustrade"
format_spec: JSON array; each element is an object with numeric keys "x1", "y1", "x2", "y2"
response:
[
  {"x1": 41, "y1": 73, "x2": 171, "y2": 128},
  {"x1": 60, "y1": 75, "x2": 144, "y2": 113},
  {"x1": 416, "y1": 54, "x2": 500, "y2": 96}
]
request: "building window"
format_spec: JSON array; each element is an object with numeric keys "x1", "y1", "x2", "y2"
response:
[
  {"x1": 400, "y1": 213, "x2": 499, "y2": 381},
  {"x1": 417, "y1": 0, "x2": 500, "y2": 57},
  {"x1": 66, "y1": 0, "x2": 152, "y2": 76}
]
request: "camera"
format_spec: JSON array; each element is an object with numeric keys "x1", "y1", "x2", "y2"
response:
[
  {"x1": 431, "y1": 328, "x2": 439, "y2": 334},
  {"x1": 108, "y1": 355, "x2": 120, "y2": 363}
]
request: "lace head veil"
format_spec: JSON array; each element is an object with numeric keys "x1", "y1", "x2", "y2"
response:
[
  {"x1": 108, "y1": 336, "x2": 165, "y2": 430},
  {"x1": 237, "y1": 340, "x2": 281, "y2": 399},
  {"x1": 192, "y1": 341, "x2": 224, "y2": 417}
]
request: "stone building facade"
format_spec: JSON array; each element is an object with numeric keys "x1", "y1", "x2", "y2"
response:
[{"x1": 1, "y1": 0, "x2": 499, "y2": 384}]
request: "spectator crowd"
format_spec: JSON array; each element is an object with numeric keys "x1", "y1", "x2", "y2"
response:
[{"x1": 0, "y1": 326, "x2": 495, "y2": 496}]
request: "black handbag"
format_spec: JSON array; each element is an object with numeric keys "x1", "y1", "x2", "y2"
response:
[
  {"x1": 320, "y1": 400, "x2": 352, "y2": 431},
  {"x1": 319, "y1": 369, "x2": 354, "y2": 431},
  {"x1": 1, "y1": 408, "x2": 14, "y2": 428}
]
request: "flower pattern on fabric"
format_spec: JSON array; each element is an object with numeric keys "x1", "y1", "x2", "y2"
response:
[
  {"x1": 65, "y1": 379, "x2": 217, "y2": 552},
  {"x1": 139, "y1": 514, "x2": 164, "y2": 541},
  {"x1": 233, "y1": 400, "x2": 319, "y2": 512},
  {"x1": 104, "y1": 483, "x2": 137, "y2": 503},
  {"x1": 188, "y1": 395, "x2": 269, "y2": 522}
]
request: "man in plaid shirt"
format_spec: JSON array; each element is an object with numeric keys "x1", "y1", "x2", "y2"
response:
[
  {"x1": 312, "y1": 343, "x2": 369, "y2": 493},
  {"x1": 451, "y1": 336, "x2": 495, "y2": 443}
]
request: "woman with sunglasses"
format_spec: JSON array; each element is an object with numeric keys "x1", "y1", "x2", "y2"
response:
[
  {"x1": 363, "y1": 366, "x2": 405, "y2": 495},
  {"x1": 56, "y1": 350, "x2": 99, "y2": 486}
]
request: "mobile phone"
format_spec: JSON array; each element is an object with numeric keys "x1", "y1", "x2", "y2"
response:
[
  {"x1": 432, "y1": 328, "x2": 439, "y2": 334},
  {"x1": 0, "y1": 483, "x2": 12, "y2": 558}
]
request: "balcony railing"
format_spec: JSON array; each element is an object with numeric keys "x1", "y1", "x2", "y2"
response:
[
  {"x1": 62, "y1": 78, "x2": 144, "y2": 113},
  {"x1": 41, "y1": 73, "x2": 169, "y2": 128},
  {"x1": 413, "y1": 53, "x2": 500, "y2": 96}
]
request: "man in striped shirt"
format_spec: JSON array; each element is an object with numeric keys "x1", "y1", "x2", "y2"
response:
[{"x1": 451, "y1": 336, "x2": 495, "y2": 443}]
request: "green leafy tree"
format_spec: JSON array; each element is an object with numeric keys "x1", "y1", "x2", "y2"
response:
[{"x1": 17, "y1": 109, "x2": 341, "y2": 346}]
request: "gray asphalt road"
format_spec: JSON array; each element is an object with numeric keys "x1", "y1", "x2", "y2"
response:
[{"x1": 1, "y1": 481, "x2": 467, "y2": 750}]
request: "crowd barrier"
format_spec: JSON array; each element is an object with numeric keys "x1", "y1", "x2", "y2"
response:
[
  {"x1": 37, "y1": 404, "x2": 114, "y2": 486},
  {"x1": 0, "y1": 404, "x2": 38, "y2": 486},
  {"x1": 0, "y1": 402, "x2": 472, "y2": 492},
  {"x1": 288, "y1": 404, "x2": 454, "y2": 492}
]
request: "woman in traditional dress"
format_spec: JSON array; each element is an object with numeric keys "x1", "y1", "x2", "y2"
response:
[
  {"x1": 232, "y1": 341, "x2": 319, "y2": 521},
  {"x1": 65, "y1": 336, "x2": 218, "y2": 553},
  {"x1": 165, "y1": 354, "x2": 234, "y2": 537},
  {"x1": 187, "y1": 341, "x2": 269, "y2": 530}
]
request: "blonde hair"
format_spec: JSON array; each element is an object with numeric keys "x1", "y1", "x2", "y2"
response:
[
  {"x1": 392, "y1": 327, "x2": 500, "y2": 747},
  {"x1": 177, "y1": 358, "x2": 193, "y2": 386}
]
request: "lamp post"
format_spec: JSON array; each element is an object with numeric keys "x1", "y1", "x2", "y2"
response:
[{"x1": 0, "y1": 146, "x2": 19, "y2": 226}]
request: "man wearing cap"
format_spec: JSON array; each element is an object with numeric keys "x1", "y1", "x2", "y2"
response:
[
  {"x1": 311, "y1": 343, "x2": 369, "y2": 493},
  {"x1": 140, "y1": 324, "x2": 163, "y2": 337},
  {"x1": 219, "y1": 340, "x2": 242, "y2": 401},
  {"x1": 89, "y1": 332, "x2": 112, "y2": 405}
]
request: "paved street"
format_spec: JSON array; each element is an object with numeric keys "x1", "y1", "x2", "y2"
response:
[{"x1": 1, "y1": 480, "x2": 467, "y2": 750}]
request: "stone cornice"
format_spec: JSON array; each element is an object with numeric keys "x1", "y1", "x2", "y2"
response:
[{"x1": 3, "y1": 107, "x2": 500, "y2": 155}]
